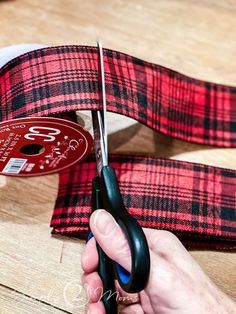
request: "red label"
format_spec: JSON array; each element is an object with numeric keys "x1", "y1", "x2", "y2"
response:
[{"x1": 0, "y1": 117, "x2": 93, "y2": 176}]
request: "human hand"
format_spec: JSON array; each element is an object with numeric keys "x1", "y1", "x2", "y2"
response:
[{"x1": 82, "y1": 209, "x2": 236, "y2": 314}]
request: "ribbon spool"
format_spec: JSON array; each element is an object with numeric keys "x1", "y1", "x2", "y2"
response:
[{"x1": 0, "y1": 116, "x2": 93, "y2": 176}]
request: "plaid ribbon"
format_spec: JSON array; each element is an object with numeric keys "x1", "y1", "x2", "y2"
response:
[
  {"x1": 0, "y1": 45, "x2": 235, "y2": 248},
  {"x1": 52, "y1": 155, "x2": 236, "y2": 249}
]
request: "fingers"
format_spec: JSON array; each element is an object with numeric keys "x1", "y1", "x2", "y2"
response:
[
  {"x1": 114, "y1": 280, "x2": 139, "y2": 305},
  {"x1": 89, "y1": 209, "x2": 132, "y2": 272},
  {"x1": 83, "y1": 271, "x2": 104, "y2": 303},
  {"x1": 88, "y1": 303, "x2": 144, "y2": 314},
  {"x1": 81, "y1": 236, "x2": 99, "y2": 273},
  {"x1": 120, "y1": 303, "x2": 144, "y2": 314},
  {"x1": 87, "y1": 301, "x2": 105, "y2": 314}
]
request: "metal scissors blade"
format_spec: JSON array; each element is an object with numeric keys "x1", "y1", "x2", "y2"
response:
[
  {"x1": 92, "y1": 40, "x2": 108, "y2": 175},
  {"x1": 92, "y1": 110, "x2": 107, "y2": 174},
  {"x1": 97, "y1": 40, "x2": 108, "y2": 156}
]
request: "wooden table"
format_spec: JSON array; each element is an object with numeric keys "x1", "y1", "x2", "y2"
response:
[{"x1": 0, "y1": 0, "x2": 235, "y2": 313}]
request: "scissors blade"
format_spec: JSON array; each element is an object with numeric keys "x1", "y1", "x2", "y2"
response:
[
  {"x1": 92, "y1": 40, "x2": 108, "y2": 175},
  {"x1": 92, "y1": 110, "x2": 107, "y2": 175},
  {"x1": 97, "y1": 40, "x2": 108, "y2": 157}
]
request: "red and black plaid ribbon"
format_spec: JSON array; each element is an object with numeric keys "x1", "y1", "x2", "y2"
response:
[
  {"x1": 0, "y1": 45, "x2": 235, "y2": 248},
  {"x1": 52, "y1": 155, "x2": 236, "y2": 249}
]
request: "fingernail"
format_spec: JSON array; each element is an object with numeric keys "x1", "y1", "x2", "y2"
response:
[{"x1": 93, "y1": 210, "x2": 118, "y2": 236}]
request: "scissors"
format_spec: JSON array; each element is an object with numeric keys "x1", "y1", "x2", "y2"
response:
[{"x1": 87, "y1": 41, "x2": 150, "y2": 313}]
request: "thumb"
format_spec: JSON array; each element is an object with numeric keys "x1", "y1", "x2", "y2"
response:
[{"x1": 90, "y1": 209, "x2": 131, "y2": 272}]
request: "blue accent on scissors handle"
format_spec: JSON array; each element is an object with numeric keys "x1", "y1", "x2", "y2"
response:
[
  {"x1": 115, "y1": 263, "x2": 130, "y2": 284},
  {"x1": 87, "y1": 231, "x2": 93, "y2": 242},
  {"x1": 90, "y1": 177, "x2": 118, "y2": 314},
  {"x1": 100, "y1": 166, "x2": 151, "y2": 293}
]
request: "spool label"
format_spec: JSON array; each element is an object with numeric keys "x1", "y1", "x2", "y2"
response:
[{"x1": 0, "y1": 117, "x2": 93, "y2": 176}]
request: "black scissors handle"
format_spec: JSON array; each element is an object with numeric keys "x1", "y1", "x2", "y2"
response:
[
  {"x1": 88, "y1": 177, "x2": 118, "y2": 314},
  {"x1": 100, "y1": 166, "x2": 150, "y2": 293}
]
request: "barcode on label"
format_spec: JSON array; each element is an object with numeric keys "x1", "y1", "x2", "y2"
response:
[{"x1": 2, "y1": 158, "x2": 27, "y2": 174}]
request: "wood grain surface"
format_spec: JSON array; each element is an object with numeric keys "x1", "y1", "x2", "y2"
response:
[{"x1": 0, "y1": 0, "x2": 235, "y2": 313}]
